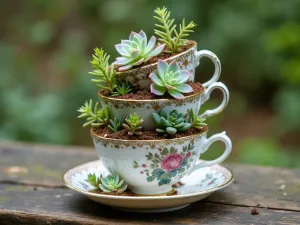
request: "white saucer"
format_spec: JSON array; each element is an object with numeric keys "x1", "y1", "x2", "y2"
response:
[{"x1": 63, "y1": 160, "x2": 233, "y2": 213}]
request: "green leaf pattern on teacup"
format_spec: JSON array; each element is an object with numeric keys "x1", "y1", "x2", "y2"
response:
[{"x1": 133, "y1": 141, "x2": 196, "y2": 186}]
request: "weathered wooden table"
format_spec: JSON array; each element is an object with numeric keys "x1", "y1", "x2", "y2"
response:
[{"x1": 0, "y1": 142, "x2": 299, "y2": 224}]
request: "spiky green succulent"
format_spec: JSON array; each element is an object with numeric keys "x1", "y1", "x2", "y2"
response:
[
  {"x1": 99, "y1": 173, "x2": 128, "y2": 193},
  {"x1": 154, "y1": 7, "x2": 196, "y2": 53},
  {"x1": 122, "y1": 113, "x2": 143, "y2": 136},
  {"x1": 111, "y1": 82, "x2": 133, "y2": 97},
  {"x1": 77, "y1": 100, "x2": 110, "y2": 127},
  {"x1": 89, "y1": 48, "x2": 117, "y2": 92},
  {"x1": 108, "y1": 117, "x2": 124, "y2": 132},
  {"x1": 186, "y1": 109, "x2": 207, "y2": 130},
  {"x1": 149, "y1": 60, "x2": 193, "y2": 99},
  {"x1": 86, "y1": 173, "x2": 102, "y2": 188},
  {"x1": 114, "y1": 30, "x2": 165, "y2": 71},
  {"x1": 152, "y1": 109, "x2": 191, "y2": 136}
]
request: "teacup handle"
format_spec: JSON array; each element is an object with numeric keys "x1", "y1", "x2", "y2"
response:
[
  {"x1": 199, "y1": 82, "x2": 229, "y2": 118},
  {"x1": 195, "y1": 50, "x2": 221, "y2": 88},
  {"x1": 188, "y1": 131, "x2": 232, "y2": 174}
]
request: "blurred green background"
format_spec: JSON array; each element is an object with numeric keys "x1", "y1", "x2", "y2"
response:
[{"x1": 0, "y1": 0, "x2": 300, "y2": 168}]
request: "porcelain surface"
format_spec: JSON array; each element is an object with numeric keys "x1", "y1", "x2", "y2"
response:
[
  {"x1": 99, "y1": 82, "x2": 229, "y2": 130},
  {"x1": 116, "y1": 42, "x2": 221, "y2": 90},
  {"x1": 90, "y1": 130, "x2": 231, "y2": 195},
  {"x1": 63, "y1": 160, "x2": 233, "y2": 213}
]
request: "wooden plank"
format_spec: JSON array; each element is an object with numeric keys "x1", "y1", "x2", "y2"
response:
[
  {"x1": 1, "y1": 141, "x2": 300, "y2": 212},
  {"x1": 0, "y1": 141, "x2": 96, "y2": 186},
  {"x1": 0, "y1": 184, "x2": 299, "y2": 225}
]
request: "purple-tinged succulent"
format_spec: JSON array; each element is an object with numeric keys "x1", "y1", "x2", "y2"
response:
[
  {"x1": 114, "y1": 30, "x2": 165, "y2": 71},
  {"x1": 149, "y1": 60, "x2": 193, "y2": 99}
]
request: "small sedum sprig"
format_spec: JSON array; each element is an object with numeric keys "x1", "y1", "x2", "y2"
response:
[
  {"x1": 114, "y1": 30, "x2": 165, "y2": 71},
  {"x1": 89, "y1": 48, "x2": 117, "y2": 92},
  {"x1": 152, "y1": 109, "x2": 191, "y2": 136},
  {"x1": 111, "y1": 82, "x2": 133, "y2": 97},
  {"x1": 100, "y1": 173, "x2": 128, "y2": 193},
  {"x1": 154, "y1": 6, "x2": 196, "y2": 53},
  {"x1": 187, "y1": 109, "x2": 207, "y2": 130},
  {"x1": 108, "y1": 117, "x2": 124, "y2": 132},
  {"x1": 86, "y1": 173, "x2": 102, "y2": 188},
  {"x1": 77, "y1": 100, "x2": 110, "y2": 127},
  {"x1": 123, "y1": 113, "x2": 143, "y2": 136},
  {"x1": 149, "y1": 60, "x2": 193, "y2": 99}
]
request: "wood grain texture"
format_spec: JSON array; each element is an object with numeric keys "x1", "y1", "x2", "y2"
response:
[
  {"x1": 0, "y1": 184, "x2": 299, "y2": 225},
  {"x1": 1, "y1": 141, "x2": 300, "y2": 224}
]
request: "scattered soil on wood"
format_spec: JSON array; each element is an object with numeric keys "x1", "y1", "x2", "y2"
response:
[
  {"x1": 115, "y1": 40, "x2": 196, "y2": 72},
  {"x1": 92, "y1": 125, "x2": 207, "y2": 140},
  {"x1": 251, "y1": 207, "x2": 259, "y2": 215},
  {"x1": 100, "y1": 82, "x2": 204, "y2": 100}
]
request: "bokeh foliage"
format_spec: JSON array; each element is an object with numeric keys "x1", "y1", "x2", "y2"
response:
[{"x1": 0, "y1": 0, "x2": 299, "y2": 167}]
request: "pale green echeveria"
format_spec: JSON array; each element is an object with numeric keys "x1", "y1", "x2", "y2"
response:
[
  {"x1": 149, "y1": 60, "x2": 193, "y2": 99},
  {"x1": 114, "y1": 30, "x2": 165, "y2": 71},
  {"x1": 99, "y1": 173, "x2": 128, "y2": 193}
]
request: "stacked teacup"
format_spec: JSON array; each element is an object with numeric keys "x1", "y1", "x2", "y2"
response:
[
  {"x1": 91, "y1": 41, "x2": 231, "y2": 195},
  {"x1": 76, "y1": 7, "x2": 232, "y2": 196}
]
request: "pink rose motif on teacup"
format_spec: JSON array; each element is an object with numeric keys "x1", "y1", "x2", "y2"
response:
[
  {"x1": 161, "y1": 154, "x2": 184, "y2": 171},
  {"x1": 133, "y1": 141, "x2": 196, "y2": 186}
]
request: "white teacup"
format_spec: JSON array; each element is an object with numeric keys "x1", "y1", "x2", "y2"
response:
[
  {"x1": 116, "y1": 41, "x2": 221, "y2": 90},
  {"x1": 91, "y1": 129, "x2": 232, "y2": 195},
  {"x1": 99, "y1": 82, "x2": 229, "y2": 130}
]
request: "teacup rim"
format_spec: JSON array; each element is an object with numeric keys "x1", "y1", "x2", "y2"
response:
[
  {"x1": 116, "y1": 40, "x2": 197, "y2": 75},
  {"x1": 98, "y1": 87, "x2": 204, "y2": 103},
  {"x1": 90, "y1": 126, "x2": 208, "y2": 143}
]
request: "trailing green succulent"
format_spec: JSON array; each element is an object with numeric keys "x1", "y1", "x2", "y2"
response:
[
  {"x1": 149, "y1": 60, "x2": 193, "y2": 99},
  {"x1": 152, "y1": 109, "x2": 191, "y2": 136},
  {"x1": 154, "y1": 6, "x2": 196, "y2": 53},
  {"x1": 111, "y1": 82, "x2": 133, "y2": 97},
  {"x1": 89, "y1": 48, "x2": 117, "y2": 92},
  {"x1": 186, "y1": 109, "x2": 207, "y2": 130},
  {"x1": 77, "y1": 100, "x2": 110, "y2": 127},
  {"x1": 108, "y1": 117, "x2": 124, "y2": 132},
  {"x1": 99, "y1": 173, "x2": 128, "y2": 193},
  {"x1": 114, "y1": 30, "x2": 165, "y2": 71},
  {"x1": 122, "y1": 113, "x2": 143, "y2": 136},
  {"x1": 86, "y1": 173, "x2": 102, "y2": 188}
]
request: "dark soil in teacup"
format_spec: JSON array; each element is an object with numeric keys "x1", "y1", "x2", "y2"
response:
[
  {"x1": 115, "y1": 40, "x2": 196, "y2": 72},
  {"x1": 92, "y1": 125, "x2": 208, "y2": 140},
  {"x1": 100, "y1": 82, "x2": 204, "y2": 100}
]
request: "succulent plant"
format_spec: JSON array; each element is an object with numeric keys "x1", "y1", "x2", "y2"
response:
[
  {"x1": 154, "y1": 7, "x2": 196, "y2": 53},
  {"x1": 99, "y1": 173, "x2": 128, "y2": 193},
  {"x1": 186, "y1": 109, "x2": 207, "y2": 130},
  {"x1": 86, "y1": 173, "x2": 102, "y2": 188},
  {"x1": 152, "y1": 109, "x2": 191, "y2": 136},
  {"x1": 108, "y1": 117, "x2": 124, "y2": 132},
  {"x1": 122, "y1": 113, "x2": 143, "y2": 136},
  {"x1": 77, "y1": 100, "x2": 110, "y2": 127},
  {"x1": 114, "y1": 30, "x2": 165, "y2": 71},
  {"x1": 89, "y1": 48, "x2": 117, "y2": 92},
  {"x1": 111, "y1": 82, "x2": 133, "y2": 97},
  {"x1": 149, "y1": 60, "x2": 193, "y2": 99}
]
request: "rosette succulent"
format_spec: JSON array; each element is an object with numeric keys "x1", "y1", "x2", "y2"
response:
[
  {"x1": 187, "y1": 109, "x2": 207, "y2": 130},
  {"x1": 152, "y1": 109, "x2": 191, "y2": 136},
  {"x1": 99, "y1": 173, "x2": 128, "y2": 193},
  {"x1": 123, "y1": 113, "x2": 143, "y2": 136},
  {"x1": 114, "y1": 30, "x2": 165, "y2": 71},
  {"x1": 77, "y1": 100, "x2": 110, "y2": 127},
  {"x1": 108, "y1": 117, "x2": 124, "y2": 132},
  {"x1": 149, "y1": 60, "x2": 193, "y2": 99}
]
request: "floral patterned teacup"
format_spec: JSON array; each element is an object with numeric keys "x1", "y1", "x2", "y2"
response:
[
  {"x1": 116, "y1": 41, "x2": 221, "y2": 90},
  {"x1": 91, "y1": 129, "x2": 232, "y2": 195},
  {"x1": 99, "y1": 82, "x2": 229, "y2": 130}
]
